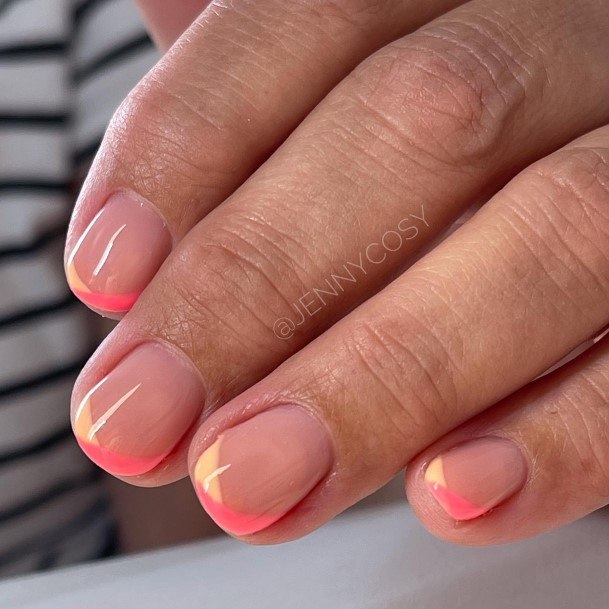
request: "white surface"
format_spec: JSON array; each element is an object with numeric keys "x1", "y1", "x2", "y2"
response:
[{"x1": 2, "y1": 501, "x2": 609, "y2": 608}]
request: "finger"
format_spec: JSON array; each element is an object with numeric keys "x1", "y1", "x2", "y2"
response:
[
  {"x1": 66, "y1": 0, "x2": 458, "y2": 316},
  {"x1": 185, "y1": 124, "x2": 609, "y2": 541},
  {"x1": 406, "y1": 331, "x2": 609, "y2": 545},
  {"x1": 135, "y1": 0, "x2": 210, "y2": 50},
  {"x1": 71, "y1": 0, "x2": 609, "y2": 485}
]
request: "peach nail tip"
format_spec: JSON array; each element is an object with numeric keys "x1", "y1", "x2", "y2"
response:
[
  {"x1": 424, "y1": 455, "x2": 446, "y2": 487},
  {"x1": 76, "y1": 437, "x2": 164, "y2": 477}
]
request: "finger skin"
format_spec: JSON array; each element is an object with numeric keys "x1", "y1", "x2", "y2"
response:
[
  {"x1": 135, "y1": 0, "x2": 210, "y2": 50},
  {"x1": 67, "y1": 0, "x2": 461, "y2": 316},
  {"x1": 71, "y1": 0, "x2": 609, "y2": 486},
  {"x1": 407, "y1": 332, "x2": 609, "y2": 546},
  {"x1": 186, "y1": 125, "x2": 609, "y2": 543}
]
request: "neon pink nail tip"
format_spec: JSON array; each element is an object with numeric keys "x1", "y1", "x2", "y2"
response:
[
  {"x1": 71, "y1": 288, "x2": 140, "y2": 314},
  {"x1": 77, "y1": 438, "x2": 164, "y2": 477},
  {"x1": 426, "y1": 481, "x2": 488, "y2": 521},
  {"x1": 196, "y1": 483, "x2": 281, "y2": 536}
]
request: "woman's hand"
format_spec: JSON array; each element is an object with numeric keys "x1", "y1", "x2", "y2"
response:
[{"x1": 65, "y1": 0, "x2": 609, "y2": 545}]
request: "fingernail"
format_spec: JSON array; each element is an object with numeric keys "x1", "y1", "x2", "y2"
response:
[
  {"x1": 425, "y1": 437, "x2": 527, "y2": 521},
  {"x1": 66, "y1": 192, "x2": 172, "y2": 315},
  {"x1": 74, "y1": 342, "x2": 204, "y2": 477},
  {"x1": 193, "y1": 406, "x2": 333, "y2": 536}
]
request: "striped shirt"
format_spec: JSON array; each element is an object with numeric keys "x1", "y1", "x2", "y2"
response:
[{"x1": 0, "y1": 0, "x2": 157, "y2": 577}]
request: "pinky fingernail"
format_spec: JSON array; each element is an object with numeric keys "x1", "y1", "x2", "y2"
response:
[{"x1": 424, "y1": 437, "x2": 527, "y2": 521}]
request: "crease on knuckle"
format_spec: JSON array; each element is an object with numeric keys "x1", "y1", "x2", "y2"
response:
[
  {"x1": 556, "y1": 376, "x2": 609, "y2": 498},
  {"x1": 534, "y1": 147, "x2": 609, "y2": 228},
  {"x1": 208, "y1": 211, "x2": 316, "y2": 300},
  {"x1": 170, "y1": 213, "x2": 321, "y2": 345},
  {"x1": 519, "y1": 147, "x2": 609, "y2": 294},
  {"x1": 156, "y1": 263, "x2": 254, "y2": 360},
  {"x1": 104, "y1": 73, "x2": 246, "y2": 190},
  {"x1": 349, "y1": 12, "x2": 546, "y2": 171},
  {"x1": 343, "y1": 315, "x2": 458, "y2": 446},
  {"x1": 292, "y1": 0, "x2": 392, "y2": 27}
]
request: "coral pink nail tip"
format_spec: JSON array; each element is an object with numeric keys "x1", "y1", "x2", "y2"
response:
[
  {"x1": 196, "y1": 483, "x2": 281, "y2": 536},
  {"x1": 71, "y1": 288, "x2": 140, "y2": 313},
  {"x1": 426, "y1": 481, "x2": 488, "y2": 521},
  {"x1": 77, "y1": 437, "x2": 164, "y2": 477}
]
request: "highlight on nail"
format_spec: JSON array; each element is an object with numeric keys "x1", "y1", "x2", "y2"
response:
[
  {"x1": 66, "y1": 192, "x2": 172, "y2": 315},
  {"x1": 73, "y1": 377, "x2": 162, "y2": 477},
  {"x1": 193, "y1": 406, "x2": 334, "y2": 536},
  {"x1": 73, "y1": 342, "x2": 205, "y2": 477},
  {"x1": 424, "y1": 437, "x2": 527, "y2": 521}
]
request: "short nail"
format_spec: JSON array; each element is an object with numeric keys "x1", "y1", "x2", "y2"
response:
[
  {"x1": 425, "y1": 437, "x2": 527, "y2": 521},
  {"x1": 194, "y1": 406, "x2": 333, "y2": 536},
  {"x1": 66, "y1": 192, "x2": 172, "y2": 315},
  {"x1": 74, "y1": 342, "x2": 205, "y2": 477}
]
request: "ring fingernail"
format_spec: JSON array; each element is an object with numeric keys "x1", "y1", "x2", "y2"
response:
[
  {"x1": 66, "y1": 192, "x2": 172, "y2": 315},
  {"x1": 424, "y1": 437, "x2": 527, "y2": 521},
  {"x1": 194, "y1": 406, "x2": 334, "y2": 536},
  {"x1": 74, "y1": 342, "x2": 205, "y2": 477}
]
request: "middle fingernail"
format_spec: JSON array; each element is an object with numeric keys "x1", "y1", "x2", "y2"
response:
[
  {"x1": 74, "y1": 342, "x2": 205, "y2": 477},
  {"x1": 193, "y1": 406, "x2": 334, "y2": 536}
]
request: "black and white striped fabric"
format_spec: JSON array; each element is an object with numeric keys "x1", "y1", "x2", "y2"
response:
[{"x1": 0, "y1": 0, "x2": 157, "y2": 577}]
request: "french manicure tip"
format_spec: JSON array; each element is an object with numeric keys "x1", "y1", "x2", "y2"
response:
[
  {"x1": 425, "y1": 479, "x2": 487, "y2": 521},
  {"x1": 70, "y1": 287, "x2": 139, "y2": 314},
  {"x1": 76, "y1": 437, "x2": 165, "y2": 477},
  {"x1": 67, "y1": 259, "x2": 140, "y2": 313},
  {"x1": 195, "y1": 484, "x2": 281, "y2": 536}
]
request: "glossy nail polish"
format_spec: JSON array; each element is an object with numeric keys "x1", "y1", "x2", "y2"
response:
[
  {"x1": 66, "y1": 193, "x2": 171, "y2": 315},
  {"x1": 425, "y1": 437, "x2": 527, "y2": 520},
  {"x1": 74, "y1": 342, "x2": 204, "y2": 476},
  {"x1": 194, "y1": 406, "x2": 333, "y2": 536}
]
